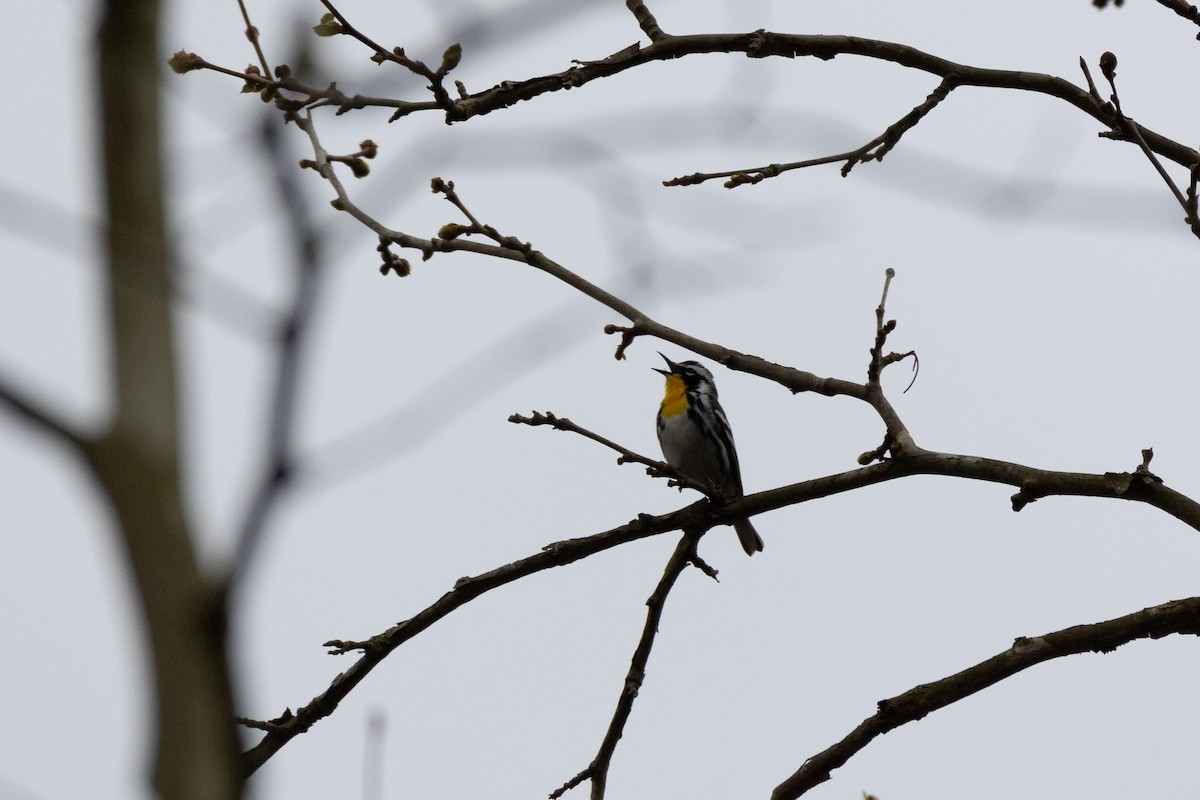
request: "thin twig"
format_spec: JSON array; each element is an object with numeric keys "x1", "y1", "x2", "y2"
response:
[
  {"x1": 663, "y1": 150, "x2": 866, "y2": 189},
  {"x1": 316, "y1": 0, "x2": 398, "y2": 65},
  {"x1": 237, "y1": 0, "x2": 271, "y2": 76},
  {"x1": 168, "y1": 50, "x2": 426, "y2": 116},
  {"x1": 667, "y1": 77, "x2": 955, "y2": 188},
  {"x1": 316, "y1": 0, "x2": 460, "y2": 117},
  {"x1": 550, "y1": 533, "x2": 699, "y2": 799},
  {"x1": 508, "y1": 410, "x2": 708, "y2": 493},
  {"x1": 1099, "y1": 52, "x2": 1194, "y2": 232},
  {"x1": 625, "y1": 0, "x2": 670, "y2": 41},
  {"x1": 871, "y1": 268, "x2": 895, "y2": 368},
  {"x1": 862, "y1": 269, "x2": 922, "y2": 455},
  {"x1": 866, "y1": 267, "x2": 914, "y2": 388},
  {"x1": 0, "y1": 378, "x2": 89, "y2": 451},
  {"x1": 225, "y1": 116, "x2": 325, "y2": 598},
  {"x1": 1078, "y1": 57, "x2": 1102, "y2": 103}
]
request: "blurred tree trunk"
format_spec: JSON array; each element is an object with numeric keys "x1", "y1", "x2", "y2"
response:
[{"x1": 96, "y1": 0, "x2": 240, "y2": 797}]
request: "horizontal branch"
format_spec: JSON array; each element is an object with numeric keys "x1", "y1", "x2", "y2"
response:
[
  {"x1": 730, "y1": 450, "x2": 1200, "y2": 534},
  {"x1": 180, "y1": 25, "x2": 1198, "y2": 175},
  {"x1": 773, "y1": 596, "x2": 1200, "y2": 799},
  {"x1": 445, "y1": 30, "x2": 1194, "y2": 169},
  {"x1": 240, "y1": 439, "x2": 1200, "y2": 773}
]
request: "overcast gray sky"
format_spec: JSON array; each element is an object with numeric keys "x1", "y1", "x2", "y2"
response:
[{"x1": 3, "y1": 1, "x2": 1199, "y2": 799}]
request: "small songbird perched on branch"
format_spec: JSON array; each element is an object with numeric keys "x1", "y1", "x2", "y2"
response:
[{"x1": 654, "y1": 353, "x2": 763, "y2": 556}]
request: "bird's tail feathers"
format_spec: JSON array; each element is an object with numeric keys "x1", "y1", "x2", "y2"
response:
[{"x1": 734, "y1": 518, "x2": 764, "y2": 556}]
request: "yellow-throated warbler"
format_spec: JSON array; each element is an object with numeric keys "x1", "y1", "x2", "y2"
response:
[{"x1": 654, "y1": 353, "x2": 764, "y2": 556}]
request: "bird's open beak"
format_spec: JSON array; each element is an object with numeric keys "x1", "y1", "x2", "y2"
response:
[{"x1": 652, "y1": 352, "x2": 678, "y2": 376}]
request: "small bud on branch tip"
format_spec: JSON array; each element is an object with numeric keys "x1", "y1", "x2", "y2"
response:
[
  {"x1": 168, "y1": 50, "x2": 205, "y2": 74},
  {"x1": 313, "y1": 13, "x2": 343, "y2": 37}
]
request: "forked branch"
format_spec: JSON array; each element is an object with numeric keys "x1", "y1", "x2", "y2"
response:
[
  {"x1": 183, "y1": 6, "x2": 1200, "y2": 790},
  {"x1": 1092, "y1": 51, "x2": 1200, "y2": 237},
  {"x1": 234, "y1": 118, "x2": 1200, "y2": 781},
  {"x1": 240, "y1": 502, "x2": 729, "y2": 776},
  {"x1": 174, "y1": 9, "x2": 1200, "y2": 185}
]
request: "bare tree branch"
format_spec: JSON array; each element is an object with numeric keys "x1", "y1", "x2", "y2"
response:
[
  {"x1": 773, "y1": 596, "x2": 1200, "y2": 799},
  {"x1": 223, "y1": 113, "x2": 1200, "y2": 781},
  {"x1": 625, "y1": 0, "x2": 670, "y2": 42},
  {"x1": 225, "y1": 115, "x2": 325, "y2": 598},
  {"x1": 0, "y1": 377, "x2": 89, "y2": 452},
  {"x1": 290, "y1": 114, "x2": 864, "y2": 390},
  {"x1": 1094, "y1": 51, "x2": 1200, "y2": 236},
  {"x1": 178, "y1": 25, "x2": 1199, "y2": 180},
  {"x1": 172, "y1": 8, "x2": 1200, "y2": 794},
  {"x1": 508, "y1": 410, "x2": 709, "y2": 494},
  {"x1": 441, "y1": 176, "x2": 921, "y2": 453},
  {"x1": 551, "y1": 533, "x2": 700, "y2": 800},
  {"x1": 1093, "y1": 0, "x2": 1200, "y2": 33},
  {"x1": 237, "y1": 0, "x2": 271, "y2": 76},
  {"x1": 666, "y1": 78, "x2": 954, "y2": 187},
  {"x1": 314, "y1": 0, "x2": 460, "y2": 115},
  {"x1": 278, "y1": 118, "x2": 1200, "y2": 536},
  {"x1": 239, "y1": 506, "x2": 723, "y2": 776},
  {"x1": 239, "y1": 436, "x2": 1200, "y2": 773},
  {"x1": 1155, "y1": 0, "x2": 1200, "y2": 28}
]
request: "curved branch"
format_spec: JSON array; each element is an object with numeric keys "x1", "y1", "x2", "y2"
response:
[
  {"x1": 450, "y1": 30, "x2": 1192, "y2": 169},
  {"x1": 731, "y1": 451, "x2": 1200, "y2": 534},
  {"x1": 292, "y1": 117, "x2": 1200, "y2": 514},
  {"x1": 291, "y1": 114, "x2": 870, "y2": 398},
  {"x1": 772, "y1": 596, "x2": 1200, "y2": 799},
  {"x1": 180, "y1": 24, "x2": 1198, "y2": 175}
]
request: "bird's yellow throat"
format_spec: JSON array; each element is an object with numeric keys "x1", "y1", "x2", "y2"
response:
[{"x1": 660, "y1": 374, "x2": 689, "y2": 419}]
